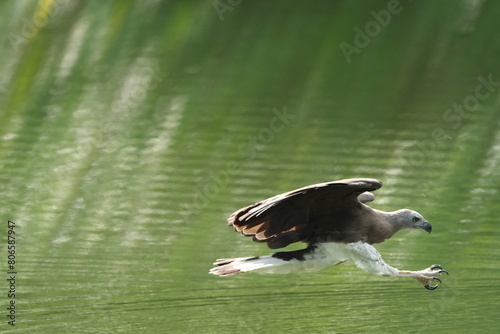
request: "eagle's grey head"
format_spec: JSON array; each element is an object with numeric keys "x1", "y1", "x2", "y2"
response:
[{"x1": 397, "y1": 209, "x2": 432, "y2": 233}]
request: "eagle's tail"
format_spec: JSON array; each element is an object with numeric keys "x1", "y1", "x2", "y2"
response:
[
  {"x1": 209, "y1": 246, "x2": 334, "y2": 276},
  {"x1": 209, "y1": 255, "x2": 288, "y2": 276}
]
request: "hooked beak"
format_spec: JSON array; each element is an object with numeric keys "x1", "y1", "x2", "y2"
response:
[{"x1": 420, "y1": 221, "x2": 432, "y2": 234}]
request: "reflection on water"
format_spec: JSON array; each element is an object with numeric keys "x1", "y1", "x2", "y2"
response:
[{"x1": 1, "y1": 1, "x2": 500, "y2": 333}]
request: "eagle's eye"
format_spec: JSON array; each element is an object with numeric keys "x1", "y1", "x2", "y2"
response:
[{"x1": 412, "y1": 217, "x2": 420, "y2": 223}]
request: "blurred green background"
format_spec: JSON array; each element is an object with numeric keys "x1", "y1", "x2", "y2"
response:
[{"x1": 1, "y1": 0, "x2": 500, "y2": 333}]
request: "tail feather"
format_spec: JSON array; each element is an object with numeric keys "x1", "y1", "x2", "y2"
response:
[
  {"x1": 209, "y1": 244, "x2": 349, "y2": 276},
  {"x1": 209, "y1": 255, "x2": 286, "y2": 276},
  {"x1": 213, "y1": 257, "x2": 256, "y2": 267}
]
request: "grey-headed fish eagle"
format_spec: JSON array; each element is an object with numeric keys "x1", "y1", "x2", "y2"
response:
[{"x1": 209, "y1": 178, "x2": 448, "y2": 290}]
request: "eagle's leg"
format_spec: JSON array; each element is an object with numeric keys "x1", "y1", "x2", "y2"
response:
[
  {"x1": 398, "y1": 265, "x2": 449, "y2": 290},
  {"x1": 345, "y1": 242, "x2": 448, "y2": 290}
]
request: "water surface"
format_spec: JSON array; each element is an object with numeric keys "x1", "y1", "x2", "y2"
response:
[{"x1": 1, "y1": 1, "x2": 500, "y2": 333}]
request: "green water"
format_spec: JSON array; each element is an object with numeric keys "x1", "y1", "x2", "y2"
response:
[{"x1": 1, "y1": 0, "x2": 500, "y2": 333}]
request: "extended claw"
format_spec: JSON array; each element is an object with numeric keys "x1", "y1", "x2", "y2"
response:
[
  {"x1": 424, "y1": 277, "x2": 441, "y2": 290},
  {"x1": 430, "y1": 264, "x2": 449, "y2": 275}
]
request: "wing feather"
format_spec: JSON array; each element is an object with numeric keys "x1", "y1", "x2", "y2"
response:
[{"x1": 228, "y1": 178, "x2": 382, "y2": 249}]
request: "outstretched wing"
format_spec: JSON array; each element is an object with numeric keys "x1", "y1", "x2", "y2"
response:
[{"x1": 228, "y1": 178, "x2": 382, "y2": 249}]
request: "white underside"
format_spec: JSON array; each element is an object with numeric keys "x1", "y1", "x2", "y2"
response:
[
  {"x1": 211, "y1": 241, "x2": 448, "y2": 289},
  {"x1": 218, "y1": 241, "x2": 400, "y2": 276}
]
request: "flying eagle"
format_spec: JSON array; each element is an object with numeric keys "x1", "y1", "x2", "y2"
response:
[{"x1": 209, "y1": 178, "x2": 448, "y2": 290}]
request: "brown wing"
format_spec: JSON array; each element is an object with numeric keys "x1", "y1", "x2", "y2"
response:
[{"x1": 228, "y1": 178, "x2": 382, "y2": 249}]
